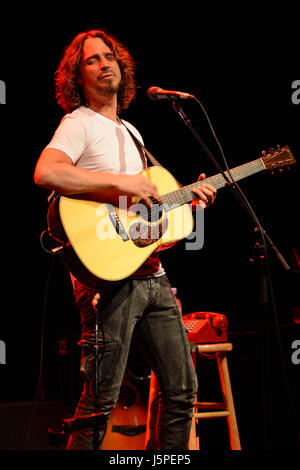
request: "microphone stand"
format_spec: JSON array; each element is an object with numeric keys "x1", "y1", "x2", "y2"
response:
[
  {"x1": 171, "y1": 99, "x2": 291, "y2": 270},
  {"x1": 171, "y1": 98, "x2": 292, "y2": 449},
  {"x1": 48, "y1": 306, "x2": 107, "y2": 450},
  {"x1": 93, "y1": 303, "x2": 105, "y2": 450}
]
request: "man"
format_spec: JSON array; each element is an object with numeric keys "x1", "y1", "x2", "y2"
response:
[{"x1": 34, "y1": 29, "x2": 217, "y2": 450}]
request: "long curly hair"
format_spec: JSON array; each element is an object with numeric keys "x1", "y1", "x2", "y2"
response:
[{"x1": 54, "y1": 29, "x2": 136, "y2": 114}]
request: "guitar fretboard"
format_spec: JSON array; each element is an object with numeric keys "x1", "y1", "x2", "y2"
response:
[{"x1": 161, "y1": 158, "x2": 265, "y2": 210}]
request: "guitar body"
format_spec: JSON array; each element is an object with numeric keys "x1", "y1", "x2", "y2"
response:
[
  {"x1": 48, "y1": 166, "x2": 194, "y2": 284},
  {"x1": 101, "y1": 377, "x2": 148, "y2": 450}
]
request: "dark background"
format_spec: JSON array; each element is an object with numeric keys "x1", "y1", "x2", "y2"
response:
[{"x1": 0, "y1": 6, "x2": 299, "y2": 450}]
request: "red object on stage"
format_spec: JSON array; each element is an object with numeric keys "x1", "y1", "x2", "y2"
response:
[{"x1": 183, "y1": 312, "x2": 228, "y2": 343}]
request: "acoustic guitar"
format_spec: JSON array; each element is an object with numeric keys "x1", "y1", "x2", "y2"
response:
[
  {"x1": 101, "y1": 374, "x2": 148, "y2": 450},
  {"x1": 47, "y1": 145, "x2": 295, "y2": 287}
]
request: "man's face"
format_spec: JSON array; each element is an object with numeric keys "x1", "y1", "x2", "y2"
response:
[{"x1": 79, "y1": 37, "x2": 122, "y2": 101}]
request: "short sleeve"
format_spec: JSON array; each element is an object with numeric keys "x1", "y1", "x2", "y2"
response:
[{"x1": 45, "y1": 115, "x2": 87, "y2": 164}]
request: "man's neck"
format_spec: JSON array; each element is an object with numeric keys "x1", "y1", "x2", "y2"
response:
[{"x1": 85, "y1": 94, "x2": 119, "y2": 124}]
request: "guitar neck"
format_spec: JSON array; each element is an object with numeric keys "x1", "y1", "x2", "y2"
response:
[{"x1": 162, "y1": 157, "x2": 266, "y2": 210}]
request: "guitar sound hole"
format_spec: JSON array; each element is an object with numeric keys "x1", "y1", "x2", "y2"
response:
[
  {"x1": 133, "y1": 197, "x2": 163, "y2": 223},
  {"x1": 117, "y1": 384, "x2": 137, "y2": 409}
]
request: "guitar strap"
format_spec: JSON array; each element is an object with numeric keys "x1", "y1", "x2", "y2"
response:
[{"x1": 120, "y1": 119, "x2": 164, "y2": 169}]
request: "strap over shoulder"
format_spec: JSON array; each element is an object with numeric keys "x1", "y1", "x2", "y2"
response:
[{"x1": 120, "y1": 119, "x2": 164, "y2": 168}]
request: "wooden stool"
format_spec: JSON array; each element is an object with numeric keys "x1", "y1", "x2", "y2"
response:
[
  {"x1": 145, "y1": 311, "x2": 241, "y2": 450},
  {"x1": 190, "y1": 342, "x2": 241, "y2": 450}
]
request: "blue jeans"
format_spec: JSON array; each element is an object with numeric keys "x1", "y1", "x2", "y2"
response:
[{"x1": 66, "y1": 274, "x2": 197, "y2": 450}]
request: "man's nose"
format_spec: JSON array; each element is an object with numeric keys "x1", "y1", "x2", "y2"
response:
[{"x1": 99, "y1": 57, "x2": 110, "y2": 70}]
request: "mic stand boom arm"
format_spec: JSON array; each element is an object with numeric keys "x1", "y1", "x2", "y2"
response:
[{"x1": 171, "y1": 99, "x2": 291, "y2": 272}]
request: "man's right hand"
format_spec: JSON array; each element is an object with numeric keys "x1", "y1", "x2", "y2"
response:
[{"x1": 113, "y1": 173, "x2": 160, "y2": 207}]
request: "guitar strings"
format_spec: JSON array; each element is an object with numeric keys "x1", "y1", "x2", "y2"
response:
[{"x1": 127, "y1": 158, "x2": 265, "y2": 220}]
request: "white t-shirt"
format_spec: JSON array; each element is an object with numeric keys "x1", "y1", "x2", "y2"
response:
[
  {"x1": 46, "y1": 106, "x2": 146, "y2": 173},
  {"x1": 46, "y1": 105, "x2": 164, "y2": 279}
]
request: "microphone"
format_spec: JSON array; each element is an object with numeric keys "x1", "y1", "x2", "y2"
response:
[{"x1": 147, "y1": 86, "x2": 194, "y2": 100}]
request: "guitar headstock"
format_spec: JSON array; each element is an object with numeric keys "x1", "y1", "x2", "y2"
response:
[{"x1": 262, "y1": 145, "x2": 296, "y2": 171}]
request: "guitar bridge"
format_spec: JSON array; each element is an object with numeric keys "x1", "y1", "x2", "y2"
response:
[{"x1": 108, "y1": 206, "x2": 129, "y2": 241}]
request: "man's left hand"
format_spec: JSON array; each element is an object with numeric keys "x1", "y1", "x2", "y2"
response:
[{"x1": 191, "y1": 173, "x2": 217, "y2": 209}]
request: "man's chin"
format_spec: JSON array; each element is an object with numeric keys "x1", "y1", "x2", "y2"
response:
[{"x1": 98, "y1": 80, "x2": 120, "y2": 95}]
